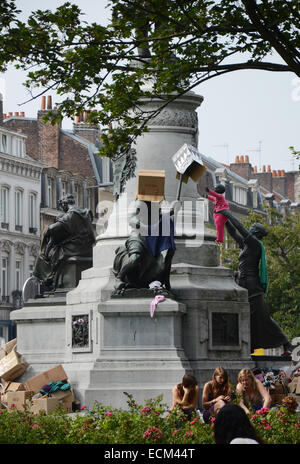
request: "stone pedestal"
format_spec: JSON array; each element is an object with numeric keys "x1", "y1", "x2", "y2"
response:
[{"x1": 12, "y1": 89, "x2": 254, "y2": 410}]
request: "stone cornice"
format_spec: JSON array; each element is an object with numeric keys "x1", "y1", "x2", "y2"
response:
[{"x1": 0, "y1": 153, "x2": 42, "y2": 179}]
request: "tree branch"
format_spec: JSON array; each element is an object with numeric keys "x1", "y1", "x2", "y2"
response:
[{"x1": 242, "y1": 0, "x2": 300, "y2": 76}]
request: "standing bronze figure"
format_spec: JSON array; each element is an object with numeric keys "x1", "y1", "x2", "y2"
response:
[{"x1": 217, "y1": 210, "x2": 292, "y2": 355}]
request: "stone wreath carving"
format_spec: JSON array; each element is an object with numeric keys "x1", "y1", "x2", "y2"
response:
[{"x1": 147, "y1": 107, "x2": 199, "y2": 129}]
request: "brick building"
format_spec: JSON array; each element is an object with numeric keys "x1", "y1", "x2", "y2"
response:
[
  {"x1": 229, "y1": 155, "x2": 300, "y2": 213},
  {"x1": 3, "y1": 95, "x2": 114, "y2": 234}
]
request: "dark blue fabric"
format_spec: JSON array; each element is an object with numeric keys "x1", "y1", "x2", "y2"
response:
[{"x1": 145, "y1": 215, "x2": 176, "y2": 257}]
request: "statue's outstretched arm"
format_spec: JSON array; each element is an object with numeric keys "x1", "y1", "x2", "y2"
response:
[
  {"x1": 225, "y1": 221, "x2": 244, "y2": 248},
  {"x1": 217, "y1": 210, "x2": 249, "y2": 239}
]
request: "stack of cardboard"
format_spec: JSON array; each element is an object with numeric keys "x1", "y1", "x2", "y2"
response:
[{"x1": 0, "y1": 339, "x2": 76, "y2": 414}]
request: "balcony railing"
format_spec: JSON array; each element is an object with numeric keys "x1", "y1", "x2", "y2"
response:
[
  {"x1": 15, "y1": 224, "x2": 23, "y2": 232},
  {"x1": 1, "y1": 295, "x2": 10, "y2": 304},
  {"x1": 1, "y1": 222, "x2": 9, "y2": 230},
  {"x1": 29, "y1": 227, "x2": 37, "y2": 234}
]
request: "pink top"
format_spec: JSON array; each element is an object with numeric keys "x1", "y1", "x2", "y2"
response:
[{"x1": 207, "y1": 189, "x2": 229, "y2": 212}]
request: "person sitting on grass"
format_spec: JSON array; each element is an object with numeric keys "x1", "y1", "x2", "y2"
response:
[
  {"x1": 170, "y1": 374, "x2": 199, "y2": 421},
  {"x1": 202, "y1": 366, "x2": 232, "y2": 424},
  {"x1": 236, "y1": 368, "x2": 271, "y2": 415}
]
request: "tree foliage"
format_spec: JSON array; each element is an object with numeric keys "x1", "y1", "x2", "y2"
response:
[
  {"x1": 224, "y1": 207, "x2": 300, "y2": 340},
  {"x1": 0, "y1": 0, "x2": 299, "y2": 158}
]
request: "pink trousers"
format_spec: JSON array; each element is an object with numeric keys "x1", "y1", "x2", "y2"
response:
[{"x1": 213, "y1": 213, "x2": 228, "y2": 243}]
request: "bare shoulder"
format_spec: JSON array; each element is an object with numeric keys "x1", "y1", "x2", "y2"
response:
[{"x1": 236, "y1": 382, "x2": 243, "y2": 393}]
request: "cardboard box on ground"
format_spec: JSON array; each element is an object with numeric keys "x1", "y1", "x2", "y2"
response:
[{"x1": 0, "y1": 338, "x2": 78, "y2": 414}]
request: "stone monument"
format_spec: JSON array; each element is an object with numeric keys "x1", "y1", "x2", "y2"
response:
[{"x1": 12, "y1": 89, "x2": 253, "y2": 409}]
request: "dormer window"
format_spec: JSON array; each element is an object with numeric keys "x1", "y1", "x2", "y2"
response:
[{"x1": 233, "y1": 186, "x2": 247, "y2": 206}]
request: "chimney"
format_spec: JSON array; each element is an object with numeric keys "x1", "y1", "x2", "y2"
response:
[
  {"x1": 267, "y1": 165, "x2": 271, "y2": 173},
  {"x1": 282, "y1": 170, "x2": 285, "y2": 176},
  {"x1": 41, "y1": 96, "x2": 46, "y2": 110},
  {"x1": 20, "y1": 112, "x2": 25, "y2": 117},
  {"x1": 8, "y1": 112, "x2": 13, "y2": 117},
  {"x1": 254, "y1": 166, "x2": 257, "y2": 173},
  {"x1": 235, "y1": 155, "x2": 240, "y2": 163},
  {"x1": 47, "y1": 96, "x2": 52, "y2": 110},
  {"x1": 272, "y1": 170, "x2": 277, "y2": 177},
  {"x1": 14, "y1": 112, "x2": 19, "y2": 117},
  {"x1": 240, "y1": 155, "x2": 244, "y2": 163},
  {"x1": 73, "y1": 108, "x2": 100, "y2": 144},
  {"x1": 262, "y1": 165, "x2": 266, "y2": 172},
  {"x1": 3, "y1": 113, "x2": 6, "y2": 120},
  {"x1": 245, "y1": 155, "x2": 249, "y2": 163}
]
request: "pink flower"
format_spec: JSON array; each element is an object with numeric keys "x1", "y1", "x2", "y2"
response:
[
  {"x1": 80, "y1": 405, "x2": 87, "y2": 410},
  {"x1": 210, "y1": 416, "x2": 216, "y2": 422},
  {"x1": 294, "y1": 424, "x2": 300, "y2": 429},
  {"x1": 143, "y1": 426, "x2": 163, "y2": 440},
  {"x1": 0, "y1": 411, "x2": 3, "y2": 414},
  {"x1": 141, "y1": 406, "x2": 151, "y2": 415},
  {"x1": 264, "y1": 424, "x2": 272, "y2": 430},
  {"x1": 10, "y1": 403, "x2": 16, "y2": 408},
  {"x1": 184, "y1": 431, "x2": 194, "y2": 437},
  {"x1": 190, "y1": 419, "x2": 197, "y2": 425},
  {"x1": 172, "y1": 429, "x2": 179, "y2": 435},
  {"x1": 32, "y1": 424, "x2": 38, "y2": 429},
  {"x1": 105, "y1": 411, "x2": 112, "y2": 417}
]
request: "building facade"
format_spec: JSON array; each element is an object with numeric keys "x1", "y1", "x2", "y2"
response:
[{"x1": 0, "y1": 121, "x2": 43, "y2": 342}]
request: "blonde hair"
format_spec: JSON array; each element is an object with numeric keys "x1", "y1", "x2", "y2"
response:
[{"x1": 238, "y1": 369, "x2": 257, "y2": 391}]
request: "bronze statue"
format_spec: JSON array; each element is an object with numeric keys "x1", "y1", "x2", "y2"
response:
[
  {"x1": 33, "y1": 194, "x2": 95, "y2": 290},
  {"x1": 217, "y1": 209, "x2": 292, "y2": 355},
  {"x1": 113, "y1": 201, "x2": 176, "y2": 293}
]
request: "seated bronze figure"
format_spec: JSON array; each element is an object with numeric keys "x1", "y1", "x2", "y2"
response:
[
  {"x1": 33, "y1": 194, "x2": 95, "y2": 291},
  {"x1": 113, "y1": 200, "x2": 176, "y2": 293}
]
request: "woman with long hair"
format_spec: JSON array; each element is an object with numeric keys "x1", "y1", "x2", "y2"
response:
[
  {"x1": 214, "y1": 403, "x2": 263, "y2": 444},
  {"x1": 202, "y1": 366, "x2": 231, "y2": 424},
  {"x1": 236, "y1": 368, "x2": 271, "y2": 415},
  {"x1": 171, "y1": 374, "x2": 199, "y2": 420}
]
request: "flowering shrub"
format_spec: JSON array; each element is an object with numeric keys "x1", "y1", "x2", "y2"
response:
[
  {"x1": 250, "y1": 406, "x2": 300, "y2": 444},
  {"x1": 0, "y1": 395, "x2": 298, "y2": 444}
]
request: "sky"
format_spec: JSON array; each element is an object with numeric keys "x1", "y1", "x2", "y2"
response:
[{"x1": 1, "y1": 0, "x2": 299, "y2": 172}]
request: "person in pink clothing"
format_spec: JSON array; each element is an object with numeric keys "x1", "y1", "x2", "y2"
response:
[{"x1": 206, "y1": 184, "x2": 229, "y2": 243}]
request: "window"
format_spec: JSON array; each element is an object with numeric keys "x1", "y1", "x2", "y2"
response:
[
  {"x1": 61, "y1": 181, "x2": 67, "y2": 198},
  {"x1": 14, "y1": 138, "x2": 24, "y2": 158},
  {"x1": 15, "y1": 260, "x2": 22, "y2": 291},
  {"x1": 102, "y1": 157, "x2": 111, "y2": 183},
  {"x1": 1, "y1": 134, "x2": 7, "y2": 153},
  {"x1": 15, "y1": 190, "x2": 23, "y2": 231},
  {"x1": 6, "y1": 135, "x2": 12, "y2": 155},
  {"x1": 47, "y1": 177, "x2": 53, "y2": 208},
  {"x1": 74, "y1": 184, "x2": 79, "y2": 206},
  {"x1": 233, "y1": 186, "x2": 247, "y2": 206},
  {"x1": 1, "y1": 258, "x2": 8, "y2": 300},
  {"x1": 86, "y1": 188, "x2": 92, "y2": 211},
  {"x1": 29, "y1": 263, "x2": 34, "y2": 277},
  {"x1": 0, "y1": 186, "x2": 9, "y2": 226},
  {"x1": 29, "y1": 193, "x2": 37, "y2": 232}
]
